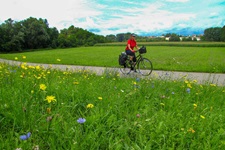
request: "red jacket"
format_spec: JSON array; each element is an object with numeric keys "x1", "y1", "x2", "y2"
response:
[{"x1": 125, "y1": 39, "x2": 136, "y2": 52}]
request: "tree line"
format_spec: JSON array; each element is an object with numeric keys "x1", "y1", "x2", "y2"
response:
[
  {"x1": 0, "y1": 17, "x2": 107, "y2": 52},
  {"x1": 106, "y1": 26, "x2": 225, "y2": 42},
  {"x1": 0, "y1": 17, "x2": 225, "y2": 52},
  {"x1": 164, "y1": 26, "x2": 225, "y2": 42}
]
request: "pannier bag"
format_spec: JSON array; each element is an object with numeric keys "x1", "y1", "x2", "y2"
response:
[
  {"x1": 139, "y1": 46, "x2": 147, "y2": 54},
  {"x1": 118, "y1": 52, "x2": 127, "y2": 65}
]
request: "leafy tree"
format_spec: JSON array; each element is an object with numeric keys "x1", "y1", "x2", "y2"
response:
[
  {"x1": 203, "y1": 27, "x2": 222, "y2": 41},
  {"x1": 106, "y1": 34, "x2": 116, "y2": 42},
  {"x1": 116, "y1": 33, "x2": 125, "y2": 42},
  {"x1": 182, "y1": 37, "x2": 192, "y2": 41},
  {"x1": 165, "y1": 33, "x2": 172, "y2": 37},
  {"x1": 57, "y1": 25, "x2": 105, "y2": 48},
  {"x1": 47, "y1": 27, "x2": 59, "y2": 48},
  {"x1": 169, "y1": 33, "x2": 180, "y2": 41},
  {"x1": 0, "y1": 17, "x2": 108, "y2": 52},
  {"x1": 221, "y1": 25, "x2": 225, "y2": 42},
  {"x1": 0, "y1": 18, "x2": 25, "y2": 52},
  {"x1": 21, "y1": 17, "x2": 50, "y2": 49}
]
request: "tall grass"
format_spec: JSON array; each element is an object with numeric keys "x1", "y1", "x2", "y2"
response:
[
  {"x1": 0, "y1": 46, "x2": 225, "y2": 73},
  {"x1": 0, "y1": 62, "x2": 225, "y2": 149}
]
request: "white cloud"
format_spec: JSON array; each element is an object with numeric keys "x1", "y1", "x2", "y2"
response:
[
  {"x1": 0, "y1": 0, "x2": 101, "y2": 29},
  {"x1": 92, "y1": 2, "x2": 195, "y2": 35},
  {"x1": 0, "y1": 0, "x2": 224, "y2": 36}
]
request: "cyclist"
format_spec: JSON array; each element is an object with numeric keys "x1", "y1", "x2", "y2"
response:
[{"x1": 125, "y1": 33, "x2": 139, "y2": 70}]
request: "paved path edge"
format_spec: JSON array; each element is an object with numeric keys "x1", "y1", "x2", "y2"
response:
[{"x1": 0, "y1": 58, "x2": 224, "y2": 86}]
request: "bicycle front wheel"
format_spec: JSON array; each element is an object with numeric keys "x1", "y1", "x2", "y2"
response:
[
  {"x1": 120, "y1": 62, "x2": 131, "y2": 75},
  {"x1": 137, "y1": 58, "x2": 153, "y2": 76}
]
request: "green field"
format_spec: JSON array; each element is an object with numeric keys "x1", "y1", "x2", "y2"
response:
[
  {"x1": 96, "y1": 41, "x2": 225, "y2": 47},
  {"x1": 0, "y1": 46, "x2": 225, "y2": 73},
  {"x1": 1, "y1": 62, "x2": 225, "y2": 149}
]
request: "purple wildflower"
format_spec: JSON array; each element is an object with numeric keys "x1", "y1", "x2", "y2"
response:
[
  {"x1": 136, "y1": 78, "x2": 141, "y2": 82},
  {"x1": 77, "y1": 118, "x2": 86, "y2": 124},
  {"x1": 20, "y1": 132, "x2": 31, "y2": 140},
  {"x1": 186, "y1": 88, "x2": 191, "y2": 93},
  {"x1": 151, "y1": 84, "x2": 155, "y2": 88}
]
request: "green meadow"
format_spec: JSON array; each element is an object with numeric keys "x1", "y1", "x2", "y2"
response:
[
  {"x1": 0, "y1": 62, "x2": 225, "y2": 150},
  {"x1": 0, "y1": 44, "x2": 225, "y2": 149},
  {"x1": 0, "y1": 45, "x2": 225, "y2": 73}
]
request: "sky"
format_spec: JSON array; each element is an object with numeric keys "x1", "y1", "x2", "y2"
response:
[{"x1": 0, "y1": 0, "x2": 225, "y2": 36}]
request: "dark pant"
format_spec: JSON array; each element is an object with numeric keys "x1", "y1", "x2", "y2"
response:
[{"x1": 125, "y1": 50, "x2": 136, "y2": 62}]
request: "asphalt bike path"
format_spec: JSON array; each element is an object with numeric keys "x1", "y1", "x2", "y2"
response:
[{"x1": 0, "y1": 58, "x2": 224, "y2": 86}]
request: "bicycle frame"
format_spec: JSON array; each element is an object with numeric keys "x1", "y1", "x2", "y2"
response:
[{"x1": 128, "y1": 51, "x2": 143, "y2": 68}]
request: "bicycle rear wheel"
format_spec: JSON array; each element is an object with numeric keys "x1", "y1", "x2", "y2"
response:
[
  {"x1": 120, "y1": 61, "x2": 131, "y2": 75},
  {"x1": 137, "y1": 58, "x2": 153, "y2": 76}
]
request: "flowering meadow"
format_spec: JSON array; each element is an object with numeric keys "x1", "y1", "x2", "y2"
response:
[{"x1": 0, "y1": 61, "x2": 225, "y2": 150}]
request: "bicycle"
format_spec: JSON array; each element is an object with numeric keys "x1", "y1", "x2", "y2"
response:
[{"x1": 119, "y1": 46, "x2": 153, "y2": 76}]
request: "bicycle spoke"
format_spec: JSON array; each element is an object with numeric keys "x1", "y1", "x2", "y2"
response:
[
  {"x1": 137, "y1": 58, "x2": 153, "y2": 76},
  {"x1": 120, "y1": 61, "x2": 131, "y2": 75}
]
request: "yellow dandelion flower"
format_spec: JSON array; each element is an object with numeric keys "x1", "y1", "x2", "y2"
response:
[
  {"x1": 187, "y1": 83, "x2": 192, "y2": 88},
  {"x1": 188, "y1": 128, "x2": 195, "y2": 133},
  {"x1": 98, "y1": 97, "x2": 103, "y2": 100},
  {"x1": 15, "y1": 57, "x2": 18, "y2": 60},
  {"x1": 21, "y1": 64, "x2": 28, "y2": 70},
  {"x1": 192, "y1": 80, "x2": 197, "y2": 83},
  {"x1": 45, "y1": 96, "x2": 56, "y2": 103},
  {"x1": 73, "y1": 81, "x2": 79, "y2": 85},
  {"x1": 87, "y1": 104, "x2": 94, "y2": 108},
  {"x1": 184, "y1": 80, "x2": 189, "y2": 84},
  {"x1": 31, "y1": 90, "x2": 34, "y2": 94},
  {"x1": 200, "y1": 115, "x2": 205, "y2": 119},
  {"x1": 133, "y1": 81, "x2": 137, "y2": 85},
  {"x1": 57, "y1": 59, "x2": 61, "y2": 62},
  {"x1": 210, "y1": 84, "x2": 216, "y2": 87},
  {"x1": 222, "y1": 90, "x2": 225, "y2": 93},
  {"x1": 22, "y1": 55, "x2": 26, "y2": 59},
  {"x1": 28, "y1": 65, "x2": 35, "y2": 69},
  {"x1": 39, "y1": 84, "x2": 47, "y2": 91},
  {"x1": 36, "y1": 66, "x2": 41, "y2": 70},
  {"x1": 36, "y1": 76, "x2": 41, "y2": 80},
  {"x1": 193, "y1": 104, "x2": 197, "y2": 107}
]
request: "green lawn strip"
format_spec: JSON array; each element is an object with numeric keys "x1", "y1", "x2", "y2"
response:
[
  {"x1": 96, "y1": 41, "x2": 225, "y2": 47},
  {"x1": 0, "y1": 46, "x2": 225, "y2": 73}
]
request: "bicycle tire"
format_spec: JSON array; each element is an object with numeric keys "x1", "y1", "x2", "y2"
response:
[
  {"x1": 120, "y1": 61, "x2": 131, "y2": 75},
  {"x1": 137, "y1": 58, "x2": 153, "y2": 76}
]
